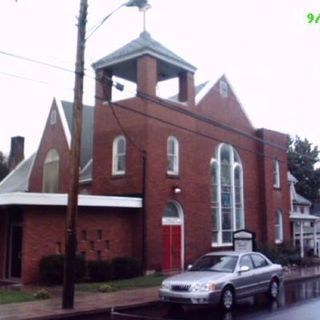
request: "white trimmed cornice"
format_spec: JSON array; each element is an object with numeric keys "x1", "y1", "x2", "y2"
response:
[{"x1": 0, "y1": 192, "x2": 142, "y2": 208}]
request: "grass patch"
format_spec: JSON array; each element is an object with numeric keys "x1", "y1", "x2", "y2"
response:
[
  {"x1": 76, "y1": 275, "x2": 165, "y2": 292},
  {"x1": 0, "y1": 290, "x2": 35, "y2": 304}
]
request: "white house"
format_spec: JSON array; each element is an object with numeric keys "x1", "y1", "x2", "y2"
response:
[{"x1": 288, "y1": 172, "x2": 319, "y2": 257}]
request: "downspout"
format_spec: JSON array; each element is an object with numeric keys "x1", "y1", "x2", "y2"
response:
[{"x1": 142, "y1": 151, "x2": 147, "y2": 273}]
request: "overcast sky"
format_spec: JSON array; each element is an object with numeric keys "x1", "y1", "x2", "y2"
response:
[{"x1": 0, "y1": 0, "x2": 319, "y2": 157}]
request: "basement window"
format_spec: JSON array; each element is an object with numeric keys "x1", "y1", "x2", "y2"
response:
[
  {"x1": 97, "y1": 229, "x2": 102, "y2": 240},
  {"x1": 55, "y1": 242, "x2": 62, "y2": 254},
  {"x1": 81, "y1": 230, "x2": 87, "y2": 241}
]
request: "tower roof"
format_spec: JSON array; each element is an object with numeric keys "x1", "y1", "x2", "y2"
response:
[{"x1": 92, "y1": 31, "x2": 196, "y2": 82}]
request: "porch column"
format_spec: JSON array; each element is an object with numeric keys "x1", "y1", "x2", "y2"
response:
[
  {"x1": 300, "y1": 221, "x2": 304, "y2": 258},
  {"x1": 313, "y1": 221, "x2": 317, "y2": 256},
  {"x1": 292, "y1": 222, "x2": 296, "y2": 247}
]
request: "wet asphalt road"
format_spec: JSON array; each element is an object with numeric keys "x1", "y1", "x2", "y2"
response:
[{"x1": 78, "y1": 277, "x2": 320, "y2": 320}]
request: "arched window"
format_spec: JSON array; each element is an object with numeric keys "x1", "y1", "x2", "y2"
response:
[
  {"x1": 211, "y1": 144, "x2": 244, "y2": 246},
  {"x1": 167, "y1": 136, "x2": 179, "y2": 175},
  {"x1": 275, "y1": 209, "x2": 283, "y2": 244},
  {"x1": 162, "y1": 200, "x2": 183, "y2": 226},
  {"x1": 211, "y1": 160, "x2": 219, "y2": 243},
  {"x1": 112, "y1": 135, "x2": 126, "y2": 175},
  {"x1": 42, "y1": 149, "x2": 60, "y2": 193}
]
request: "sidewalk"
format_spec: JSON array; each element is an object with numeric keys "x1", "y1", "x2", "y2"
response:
[{"x1": 1, "y1": 266, "x2": 320, "y2": 320}]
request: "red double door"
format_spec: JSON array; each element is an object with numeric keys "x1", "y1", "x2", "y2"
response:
[{"x1": 162, "y1": 225, "x2": 181, "y2": 271}]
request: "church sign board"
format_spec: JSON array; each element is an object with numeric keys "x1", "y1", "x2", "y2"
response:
[{"x1": 233, "y1": 229, "x2": 256, "y2": 252}]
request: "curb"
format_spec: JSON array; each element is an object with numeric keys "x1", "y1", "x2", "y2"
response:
[
  {"x1": 12, "y1": 275, "x2": 320, "y2": 319},
  {"x1": 23, "y1": 301, "x2": 159, "y2": 320},
  {"x1": 284, "y1": 272, "x2": 320, "y2": 284}
]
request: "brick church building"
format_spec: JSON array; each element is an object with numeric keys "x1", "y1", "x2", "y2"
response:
[{"x1": 0, "y1": 31, "x2": 290, "y2": 284}]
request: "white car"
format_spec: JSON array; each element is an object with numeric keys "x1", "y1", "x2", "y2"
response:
[{"x1": 159, "y1": 251, "x2": 283, "y2": 310}]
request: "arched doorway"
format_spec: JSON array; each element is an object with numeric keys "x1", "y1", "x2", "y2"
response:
[{"x1": 162, "y1": 201, "x2": 184, "y2": 271}]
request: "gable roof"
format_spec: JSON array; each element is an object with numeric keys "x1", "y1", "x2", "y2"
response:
[
  {"x1": 0, "y1": 153, "x2": 35, "y2": 193},
  {"x1": 59, "y1": 100, "x2": 94, "y2": 168},
  {"x1": 92, "y1": 31, "x2": 196, "y2": 82},
  {"x1": 293, "y1": 192, "x2": 312, "y2": 206},
  {"x1": 0, "y1": 98, "x2": 95, "y2": 194},
  {"x1": 195, "y1": 75, "x2": 255, "y2": 130}
]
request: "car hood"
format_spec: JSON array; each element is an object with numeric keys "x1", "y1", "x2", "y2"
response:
[{"x1": 163, "y1": 271, "x2": 230, "y2": 284}]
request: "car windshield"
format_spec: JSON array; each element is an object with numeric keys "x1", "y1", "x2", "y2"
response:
[{"x1": 190, "y1": 255, "x2": 238, "y2": 273}]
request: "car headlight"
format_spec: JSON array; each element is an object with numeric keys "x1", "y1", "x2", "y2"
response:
[
  {"x1": 190, "y1": 282, "x2": 217, "y2": 292},
  {"x1": 161, "y1": 282, "x2": 171, "y2": 290}
]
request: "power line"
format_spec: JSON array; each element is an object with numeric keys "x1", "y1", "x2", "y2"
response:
[
  {"x1": 0, "y1": 67, "x2": 312, "y2": 164},
  {"x1": 0, "y1": 50, "x2": 74, "y2": 74},
  {"x1": 0, "y1": 66, "x2": 314, "y2": 164},
  {"x1": 0, "y1": 49, "x2": 96, "y2": 80},
  {"x1": 0, "y1": 49, "x2": 309, "y2": 154},
  {"x1": 109, "y1": 101, "x2": 145, "y2": 155},
  {"x1": 0, "y1": 51, "x2": 316, "y2": 163},
  {"x1": 95, "y1": 95, "x2": 288, "y2": 164}
]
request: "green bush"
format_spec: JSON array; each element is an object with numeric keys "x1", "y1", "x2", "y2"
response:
[
  {"x1": 87, "y1": 260, "x2": 112, "y2": 282},
  {"x1": 39, "y1": 254, "x2": 86, "y2": 285},
  {"x1": 98, "y1": 284, "x2": 114, "y2": 293},
  {"x1": 256, "y1": 241, "x2": 301, "y2": 266},
  {"x1": 112, "y1": 256, "x2": 141, "y2": 280},
  {"x1": 33, "y1": 289, "x2": 50, "y2": 300}
]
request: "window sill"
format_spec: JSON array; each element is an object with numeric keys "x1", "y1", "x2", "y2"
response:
[
  {"x1": 166, "y1": 173, "x2": 180, "y2": 179},
  {"x1": 112, "y1": 174, "x2": 126, "y2": 180},
  {"x1": 211, "y1": 243, "x2": 233, "y2": 248}
]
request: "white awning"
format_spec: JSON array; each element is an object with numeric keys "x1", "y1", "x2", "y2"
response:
[
  {"x1": 0, "y1": 192, "x2": 142, "y2": 208},
  {"x1": 290, "y1": 212, "x2": 320, "y2": 222}
]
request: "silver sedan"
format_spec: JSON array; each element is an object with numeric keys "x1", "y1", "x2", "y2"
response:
[{"x1": 159, "y1": 251, "x2": 283, "y2": 310}]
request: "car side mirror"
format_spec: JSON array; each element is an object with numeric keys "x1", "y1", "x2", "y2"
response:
[
  {"x1": 239, "y1": 265, "x2": 250, "y2": 273},
  {"x1": 187, "y1": 264, "x2": 192, "y2": 270}
]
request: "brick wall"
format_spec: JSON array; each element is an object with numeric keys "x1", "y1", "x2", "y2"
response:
[
  {"x1": 22, "y1": 206, "x2": 141, "y2": 284},
  {"x1": 91, "y1": 77, "x2": 290, "y2": 271}
]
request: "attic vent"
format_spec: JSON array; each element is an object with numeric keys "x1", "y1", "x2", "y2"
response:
[
  {"x1": 50, "y1": 110, "x2": 57, "y2": 125},
  {"x1": 219, "y1": 80, "x2": 228, "y2": 98}
]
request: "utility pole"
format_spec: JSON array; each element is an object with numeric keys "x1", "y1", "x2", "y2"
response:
[
  {"x1": 62, "y1": 0, "x2": 87, "y2": 309},
  {"x1": 61, "y1": 0, "x2": 149, "y2": 309}
]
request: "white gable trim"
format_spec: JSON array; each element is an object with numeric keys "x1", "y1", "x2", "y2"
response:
[
  {"x1": 0, "y1": 192, "x2": 142, "y2": 208},
  {"x1": 195, "y1": 80, "x2": 216, "y2": 105},
  {"x1": 55, "y1": 98, "x2": 71, "y2": 148}
]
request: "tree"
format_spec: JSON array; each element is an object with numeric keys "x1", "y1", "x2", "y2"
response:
[
  {"x1": 288, "y1": 135, "x2": 320, "y2": 201},
  {"x1": 0, "y1": 152, "x2": 8, "y2": 182}
]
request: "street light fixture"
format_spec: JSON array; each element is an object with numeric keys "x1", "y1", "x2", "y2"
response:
[{"x1": 86, "y1": 0, "x2": 150, "y2": 41}]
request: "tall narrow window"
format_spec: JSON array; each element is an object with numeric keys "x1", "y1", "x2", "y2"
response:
[
  {"x1": 211, "y1": 160, "x2": 219, "y2": 243},
  {"x1": 112, "y1": 135, "x2": 126, "y2": 175},
  {"x1": 273, "y1": 159, "x2": 280, "y2": 188},
  {"x1": 275, "y1": 209, "x2": 283, "y2": 244},
  {"x1": 42, "y1": 149, "x2": 60, "y2": 193},
  {"x1": 211, "y1": 144, "x2": 244, "y2": 246},
  {"x1": 167, "y1": 136, "x2": 179, "y2": 175},
  {"x1": 220, "y1": 145, "x2": 233, "y2": 243}
]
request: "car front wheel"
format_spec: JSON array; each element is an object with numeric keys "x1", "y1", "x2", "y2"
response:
[
  {"x1": 267, "y1": 278, "x2": 279, "y2": 300},
  {"x1": 220, "y1": 286, "x2": 235, "y2": 311}
]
